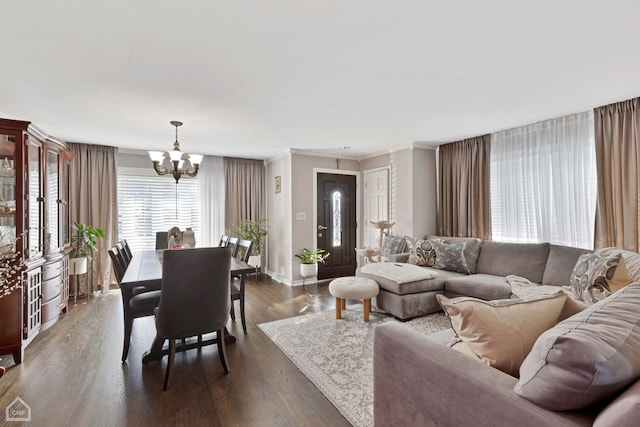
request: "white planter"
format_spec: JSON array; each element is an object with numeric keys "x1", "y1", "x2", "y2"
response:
[
  {"x1": 69, "y1": 257, "x2": 88, "y2": 275},
  {"x1": 249, "y1": 255, "x2": 261, "y2": 267},
  {"x1": 300, "y1": 263, "x2": 318, "y2": 278}
]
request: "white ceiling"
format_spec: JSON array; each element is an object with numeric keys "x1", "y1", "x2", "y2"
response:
[{"x1": 2, "y1": 1, "x2": 639, "y2": 161}]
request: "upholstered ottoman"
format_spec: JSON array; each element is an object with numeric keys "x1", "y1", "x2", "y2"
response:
[
  {"x1": 357, "y1": 262, "x2": 441, "y2": 319},
  {"x1": 329, "y1": 276, "x2": 379, "y2": 322}
]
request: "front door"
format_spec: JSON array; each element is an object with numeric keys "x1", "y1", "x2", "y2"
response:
[{"x1": 316, "y1": 173, "x2": 357, "y2": 279}]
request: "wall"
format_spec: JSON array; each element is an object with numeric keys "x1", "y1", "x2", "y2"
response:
[
  {"x1": 265, "y1": 154, "x2": 292, "y2": 283},
  {"x1": 290, "y1": 153, "x2": 359, "y2": 285}
]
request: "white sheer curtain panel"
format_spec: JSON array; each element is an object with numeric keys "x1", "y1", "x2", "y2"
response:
[
  {"x1": 199, "y1": 156, "x2": 226, "y2": 246},
  {"x1": 490, "y1": 111, "x2": 596, "y2": 249}
]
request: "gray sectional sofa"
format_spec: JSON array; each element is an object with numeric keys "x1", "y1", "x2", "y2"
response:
[{"x1": 357, "y1": 235, "x2": 590, "y2": 319}]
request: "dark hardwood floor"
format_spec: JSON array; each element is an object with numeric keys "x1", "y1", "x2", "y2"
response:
[{"x1": 0, "y1": 277, "x2": 352, "y2": 427}]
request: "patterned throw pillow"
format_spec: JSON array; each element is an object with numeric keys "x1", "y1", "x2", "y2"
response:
[
  {"x1": 431, "y1": 240, "x2": 471, "y2": 274},
  {"x1": 380, "y1": 235, "x2": 406, "y2": 261},
  {"x1": 570, "y1": 252, "x2": 628, "y2": 304},
  {"x1": 404, "y1": 236, "x2": 437, "y2": 267}
]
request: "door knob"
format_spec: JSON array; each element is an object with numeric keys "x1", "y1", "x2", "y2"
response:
[{"x1": 318, "y1": 225, "x2": 328, "y2": 231}]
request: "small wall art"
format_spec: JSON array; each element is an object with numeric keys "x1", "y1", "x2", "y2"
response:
[{"x1": 274, "y1": 175, "x2": 282, "y2": 193}]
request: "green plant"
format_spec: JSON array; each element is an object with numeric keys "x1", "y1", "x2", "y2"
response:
[
  {"x1": 231, "y1": 220, "x2": 268, "y2": 255},
  {"x1": 70, "y1": 222, "x2": 105, "y2": 259},
  {"x1": 295, "y1": 248, "x2": 330, "y2": 264}
]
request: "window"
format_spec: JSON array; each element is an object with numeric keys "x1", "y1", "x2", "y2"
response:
[
  {"x1": 490, "y1": 111, "x2": 596, "y2": 249},
  {"x1": 332, "y1": 190, "x2": 342, "y2": 247},
  {"x1": 117, "y1": 167, "x2": 201, "y2": 251}
]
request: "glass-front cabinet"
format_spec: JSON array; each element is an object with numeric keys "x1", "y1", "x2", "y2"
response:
[{"x1": 0, "y1": 119, "x2": 72, "y2": 364}]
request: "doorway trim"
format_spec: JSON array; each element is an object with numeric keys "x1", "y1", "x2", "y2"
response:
[
  {"x1": 312, "y1": 168, "x2": 360, "y2": 261},
  {"x1": 363, "y1": 165, "x2": 392, "y2": 249}
]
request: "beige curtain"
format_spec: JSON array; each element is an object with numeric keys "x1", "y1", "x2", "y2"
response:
[
  {"x1": 437, "y1": 134, "x2": 491, "y2": 239},
  {"x1": 224, "y1": 157, "x2": 266, "y2": 230},
  {"x1": 594, "y1": 97, "x2": 640, "y2": 251},
  {"x1": 69, "y1": 143, "x2": 119, "y2": 291}
]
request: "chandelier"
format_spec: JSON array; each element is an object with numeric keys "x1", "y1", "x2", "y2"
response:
[{"x1": 148, "y1": 121, "x2": 203, "y2": 183}]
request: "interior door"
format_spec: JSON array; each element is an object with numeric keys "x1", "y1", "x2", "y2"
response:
[
  {"x1": 363, "y1": 168, "x2": 390, "y2": 250},
  {"x1": 316, "y1": 173, "x2": 357, "y2": 279}
]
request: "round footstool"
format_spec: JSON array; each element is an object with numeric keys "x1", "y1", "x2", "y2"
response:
[{"x1": 329, "y1": 276, "x2": 379, "y2": 322}]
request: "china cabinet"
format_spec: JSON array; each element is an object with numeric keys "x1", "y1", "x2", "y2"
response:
[{"x1": 0, "y1": 118, "x2": 72, "y2": 363}]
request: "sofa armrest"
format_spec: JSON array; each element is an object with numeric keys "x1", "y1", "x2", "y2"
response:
[
  {"x1": 387, "y1": 252, "x2": 409, "y2": 263},
  {"x1": 373, "y1": 323, "x2": 593, "y2": 427}
]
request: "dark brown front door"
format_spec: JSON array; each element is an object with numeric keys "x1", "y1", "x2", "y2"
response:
[{"x1": 317, "y1": 173, "x2": 357, "y2": 279}]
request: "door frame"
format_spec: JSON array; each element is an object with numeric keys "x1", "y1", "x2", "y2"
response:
[{"x1": 312, "y1": 168, "x2": 360, "y2": 262}]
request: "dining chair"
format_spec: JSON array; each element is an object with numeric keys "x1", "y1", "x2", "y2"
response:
[
  {"x1": 230, "y1": 239, "x2": 253, "y2": 333},
  {"x1": 116, "y1": 242, "x2": 131, "y2": 268},
  {"x1": 121, "y1": 239, "x2": 133, "y2": 260},
  {"x1": 219, "y1": 235, "x2": 230, "y2": 247},
  {"x1": 227, "y1": 237, "x2": 239, "y2": 256},
  {"x1": 109, "y1": 246, "x2": 162, "y2": 362},
  {"x1": 155, "y1": 246, "x2": 232, "y2": 390}
]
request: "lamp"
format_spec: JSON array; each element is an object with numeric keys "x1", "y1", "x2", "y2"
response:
[{"x1": 148, "y1": 121, "x2": 203, "y2": 183}]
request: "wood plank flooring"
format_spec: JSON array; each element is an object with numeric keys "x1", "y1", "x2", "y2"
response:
[{"x1": 0, "y1": 277, "x2": 353, "y2": 427}]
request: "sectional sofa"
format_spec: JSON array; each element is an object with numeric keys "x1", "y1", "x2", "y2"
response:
[{"x1": 357, "y1": 235, "x2": 591, "y2": 319}]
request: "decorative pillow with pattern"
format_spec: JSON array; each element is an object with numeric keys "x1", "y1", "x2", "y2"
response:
[
  {"x1": 431, "y1": 240, "x2": 470, "y2": 274},
  {"x1": 404, "y1": 236, "x2": 437, "y2": 267},
  {"x1": 380, "y1": 235, "x2": 406, "y2": 261},
  {"x1": 569, "y1": 252, "x2": 629, "y2": 304}
]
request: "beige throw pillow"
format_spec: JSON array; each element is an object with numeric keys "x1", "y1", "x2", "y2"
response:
[{"x1": 436, "y1": 293, "x2": 567, "y2": 377}]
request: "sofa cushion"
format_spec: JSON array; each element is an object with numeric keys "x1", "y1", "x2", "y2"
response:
[
  {"x1": 380, "y1": 234, "x2": 407, "y2": 261},
  {"x1": 476, "y1": 241, "x2": 550, "y2": 283},
  {"x1": 436, "y1": 293, "x2": 567, "y2": 377},
  {"x1": 431, "y1": 240, "x2": 471, "y2": 274},
  {"x1": 444, "y1": 274, "x2": 512, "y2": 301},
  {"x1": 514, "y1": 283, "x2": 640, "y2": 411},
  {"x1": 427, "y1": 235, "x2": 482, "y2": 274},
  {"x1": 404, "y1": 237, "x2": 436, "y2": 267},
  {"x1": 357, "y1": 263, "x2": 442, "y2": 295},
  {"x1": 593, "y1": 379, "x2": 640, "y2": 426},
  {"x1": 542, "y1": 244, "x2": 592, "y2": 287},
  {"x1": 569, "y1": 252, "x2": 629, "y2": 303}
]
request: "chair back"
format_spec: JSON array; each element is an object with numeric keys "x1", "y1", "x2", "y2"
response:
[
  {"x1": 219, "y1": 235, "x2": 230, "y2": 247},
  {"x1": 121, "y1": 239, "x2": 133, "y2": 259},
  {"x1": 108, "y1": 247, "x2": 126, "y2": 283},
  {"x1": 115, "y1": 242, "x2": 130, "y2": 267},
  {"x1": 236, "y1": 239, "x2": 253, "y2": 263},
  {"x1": 227, "y1": 237, "x2": 239, "y2": 257},
  {"x1": 155, "y1": 247, "x2": 232, "y2": 340}
]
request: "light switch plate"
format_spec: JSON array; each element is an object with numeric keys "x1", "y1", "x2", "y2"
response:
[{"x1": 296, "y1": 212, "x2": 306, "y2": 221}]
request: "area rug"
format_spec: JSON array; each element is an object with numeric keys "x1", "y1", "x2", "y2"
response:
[{"x1": 258, "y1": 306, "x2": 451, "y2": 427}]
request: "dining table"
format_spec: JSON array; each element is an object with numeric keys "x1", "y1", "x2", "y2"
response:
[{"x1": 120, "y1": 248, "x2": 255, "y2": 364}]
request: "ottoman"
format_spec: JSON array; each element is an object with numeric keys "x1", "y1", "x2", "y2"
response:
[
  {"x1": 357, "y1": 262, "x2": 442, "y2": 319},
  {"x1": 329, "y1": 276, "x2": 379, "y2": 322}
]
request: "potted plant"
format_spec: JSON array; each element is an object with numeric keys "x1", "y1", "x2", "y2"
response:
[
  {"x1": 231, "y1": 219, "x2": 268, "y2": 267},
  {"x1": 295, "y1": 248, "x2": 330, "y2": 278},
  {"x1": 69, "y1": 222, "x2": 105, "y2": 286}
]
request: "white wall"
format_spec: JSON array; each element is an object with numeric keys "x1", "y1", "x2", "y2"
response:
[{"x1": 265, "y1": 154, "x2": 292, "y2": 283}]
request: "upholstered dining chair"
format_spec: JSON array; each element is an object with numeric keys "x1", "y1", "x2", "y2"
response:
[
  {"x1": 154, "y1": 246, "x2": 232, "y2": 390},
  {"x1": 109, "y1": 247, "x2": 162, "y2": 362},
  {"x1": 230, "y1": 239, "x2": 253, "y2": 333},
  {"x1": 219, "y1": 235, "x2": 230, "y2": 247},
  {"x1": 116, "y1": 242, "x2": 131, "y2": 268}
]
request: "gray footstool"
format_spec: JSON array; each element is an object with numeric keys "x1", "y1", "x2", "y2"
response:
[{"x1": 329, "y1": 276, "x2": 379, "y2": 322}]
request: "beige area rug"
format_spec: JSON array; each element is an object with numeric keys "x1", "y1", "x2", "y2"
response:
[{"x1": 258, "y1": 306, "x2": 451, "y2": 427}]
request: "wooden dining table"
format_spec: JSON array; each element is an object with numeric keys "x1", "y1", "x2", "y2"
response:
[{"x1": 120, "y1": 249, "x2": 255, "y2": 364}]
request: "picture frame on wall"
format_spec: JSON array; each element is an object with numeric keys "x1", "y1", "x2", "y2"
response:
[{"x1": 275, "y1": 175, "x2": 282, "y2": 193}]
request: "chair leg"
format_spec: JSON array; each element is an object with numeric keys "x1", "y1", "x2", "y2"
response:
[
  {"x1": 217, "y1": 329, "x2": 230, "y2": 374},
  {"x1": 163, "y1": 339, "x2": 176, "y2": 391},
  {"x1": 122, "y1": 316, "x2": 133, "y2": 362}
]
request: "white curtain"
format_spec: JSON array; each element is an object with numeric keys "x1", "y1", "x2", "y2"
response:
[
  {"x1": 199, "y1": 156, "x2": 225, "y2": 246},
  {"x1": 490, "y1": 111, "x2": 596, "y2": 249}
]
